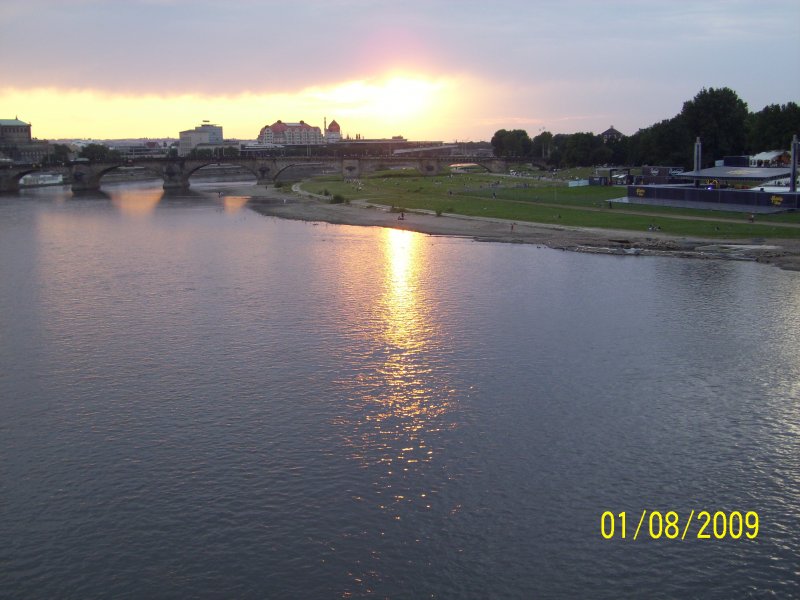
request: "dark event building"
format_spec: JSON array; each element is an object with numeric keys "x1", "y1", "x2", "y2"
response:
[{"x1": 625, "y1": 137, "x2": 799, "y2": 213}]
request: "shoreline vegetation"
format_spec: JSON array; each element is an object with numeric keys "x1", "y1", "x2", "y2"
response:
[{"x1": 217, "y1": 170, "x2": 800, "y2": 271}]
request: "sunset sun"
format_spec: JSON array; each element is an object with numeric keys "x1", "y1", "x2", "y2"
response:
[
  {"x1": 375, "y1": 76, "x2": 443, "y2": 119},
  {"x1": 310, "y1": 73, "x2": 453, "y2": 136}
]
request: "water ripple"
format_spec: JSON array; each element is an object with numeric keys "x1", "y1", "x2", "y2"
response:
[{"x1": 0, "y1": 189, "x2": 797, "y2": 599}]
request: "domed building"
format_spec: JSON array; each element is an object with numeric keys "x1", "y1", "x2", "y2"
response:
[{"x1": 325, "y1": 119, "x2": 341, "y2": 143}]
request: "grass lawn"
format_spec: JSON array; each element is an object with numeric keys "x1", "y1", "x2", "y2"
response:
[{"x1": 300, "y1": 172, "x2": 800, "y2": 239}]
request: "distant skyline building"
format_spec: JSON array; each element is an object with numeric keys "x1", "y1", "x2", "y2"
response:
[
  {"x1": 257, "y1": 120, "x2": 325, "y2": 146},
  {"x1": 255, "y1": 118, "x2": 343, "y2": 146},
  {"x1": 178, "y1": 121, "x2": 223, "y2": 156},
  {"x1": 0, "y1": 117, "x2": 31, "y2": 144},
  {"x1": 601, "y1": 126, "x2": 624, "y2": 144},
  {"x1": 0, "y1": 117, "x2": 51, "y2": 163},
  {"x1": 111, "y1": 140, "x2": 171, "y2": 159},
  {"x1": 325, "y1": 118, "x2": 341, "y2": 143}
]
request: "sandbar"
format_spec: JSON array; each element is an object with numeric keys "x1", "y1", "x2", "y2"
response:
[{"x1": 219, "y1": 183, "x2": 800, "y2": 271}]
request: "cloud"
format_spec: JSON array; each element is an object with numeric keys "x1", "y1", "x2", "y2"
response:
[
  {"x1": 0, "y1": 73, "x2": 483, "y2": 140},
  {"x1": 1, "y1": 0, "x2": 797, "y2": 140}
]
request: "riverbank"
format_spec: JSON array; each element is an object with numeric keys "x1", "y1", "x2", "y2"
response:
[{"x1": 221, "y1": 183, "x2": 800, "y2": 271}]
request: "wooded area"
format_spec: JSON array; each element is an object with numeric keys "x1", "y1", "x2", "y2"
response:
[{"x1": 491, "y1": 88, "x2": 800, "y2": 169}]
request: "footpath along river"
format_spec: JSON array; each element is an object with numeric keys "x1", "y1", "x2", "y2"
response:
[{"x1": 1, "y1": 181, "x2": 798, "y2": 598}]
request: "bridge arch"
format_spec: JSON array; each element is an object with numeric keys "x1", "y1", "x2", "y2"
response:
[
  {"x1": 445, "y1": 159, "x2": 513, "y2": 174},
  {"x1": 184, "y1": 161, "x2": 259, "y2": 182},
  {"x1": 93, "y1": 163, "x2": 165, "y2": 184},
  {"x1": 1, "y1": 155, "x2": 513, "y2": 193},
  {"x1": 0, "y1": 164, "x2": 69, "y2": 192},
  {"x1": 373, "y1": 161, "x2": 431, "y2": 176},
  {"x1": 271, "y1": 161, "x2": 336, "y2": 182},
  {"x1": 8, "y1": 166, "x2": 50, "y2": 182}
]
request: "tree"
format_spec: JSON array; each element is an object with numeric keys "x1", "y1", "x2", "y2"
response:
[
  {"x1": 52, "y1": 144, "x2": 72, "y2": 163},
  {"x1": 680, "y1": 87, "x2": 749, "y2": 166},
  {"x1": 531, "y1": 131, "x2": 554, "y2": 161},
  {"x1": 490, "y1": 129, "x2": 509, "y2": 157},
  {"x1": 188, "y1": 148, "x2": 214, "y2": 159},
  {"x1": 490, "y1": 129, "x2": 531, "y2": 158},
  {"x1": 79, "y1": 143, "x2": 121, "y2": 162},
  {"x1": 747, "y1": 102, "x2": 800, "y2": 152},
  {"x1": 42, "y1": 143, "x2": 72, "y2": 165},
  {"x1": 507, "y1": 130, "x2": 532, "y2": 157},
  {"x1": 488, "y1": 87, "x2": 793, "y2": 168},
  {"x1": 626, "y1": 117, "x2": 692, "y2": 167},
  {"x1": 606, "y1": 136, "x2": 628, "y2": 165},
  {"x1": 560, "y1": 132, "x2": 598, "y2": 167},
  {"x1": 590, "y1": 144, "x2": 614, "y2": 166}
]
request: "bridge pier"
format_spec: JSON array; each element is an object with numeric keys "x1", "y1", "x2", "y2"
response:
[
  {"x1": 162, "y1": 179, "x2": 190, "y2": 190},
  {"x1": 71, "y1": 182, "x2": 102, "y2": 192},
  {"x1": 341, "y1": 159, "x2": 361, "y2": 179},
  {"x1": 161, "y1": 164, "x2": 190, "y2": 189},
  {"x1": 70, "y1": 167, "x2": 101, "y2": 192},
  {"x1": 487, "y1": 159, "x2": 508, "y2": 174},
  {"x1": 419, "y1": 159, "x2": 447, "y2": 176},
  {"x1": 0, "y1": 172, "x2": 21, "y2": 193},
  {"x1": 253, "y1": 162, "x2": 275, "y2": 185}
]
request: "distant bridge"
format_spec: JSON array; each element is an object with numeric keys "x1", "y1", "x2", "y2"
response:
[{"x1": 0, "y1": 155, "x2": 509, "y2": 193}]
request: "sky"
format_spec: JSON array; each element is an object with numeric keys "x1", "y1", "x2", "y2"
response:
[{"x1": 1, "y1": 0, "x2": 798, "y2": 142}]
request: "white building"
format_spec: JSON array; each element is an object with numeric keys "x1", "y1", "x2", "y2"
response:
[
  {"x1": 749, "y1": 150, "x2": 791, "y2": 167},
  {"x1": 179, "y1": 122, "x2": 223, "y2": 156}
]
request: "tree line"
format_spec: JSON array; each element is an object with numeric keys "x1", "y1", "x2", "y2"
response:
[
  {"x1": 491, "y1": 88, "x2": 800, "y2": 169},
  {"x1": 59, "y1": 144, "x2": 239, "y2": 162}
]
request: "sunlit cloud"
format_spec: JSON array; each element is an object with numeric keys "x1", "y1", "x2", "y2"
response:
[
  {"x1": 0, "y1": 74, "x2": 482, "y2": 141},
  {"x1": 1, "y1": 0, "x2": 797, "y2": 141},
  {"x1": 308, "y1": 76, "x2": 449, "y2": 122}
]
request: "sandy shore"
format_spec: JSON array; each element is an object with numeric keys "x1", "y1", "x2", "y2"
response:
[{"x1": 221, "y1": 183, "x2": 800, "y2": 271}]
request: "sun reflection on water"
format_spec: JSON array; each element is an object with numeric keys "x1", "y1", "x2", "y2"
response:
[
  {"x1": 378, "y1": 228, "x2": 452, "y2": 431},
  {"x1": 339, "y1": 228, "x2": 455, "y2": 475},
  {"x1": 222, "y1": 195, "x2": 249, "y2": 213},
  {"x1": 330, "y1": 228, "x2": 463, "y2": 595},
  {"x1": 109, "y1": 187, "x2": 163, "y2": 217},
  {"x1": 383, "y1": 228, "x2": 425, "y2": 355}
]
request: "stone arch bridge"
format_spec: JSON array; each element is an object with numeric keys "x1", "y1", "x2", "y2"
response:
[{"x1": 0, "y1": 156, "x2": 509, "y2": 193}]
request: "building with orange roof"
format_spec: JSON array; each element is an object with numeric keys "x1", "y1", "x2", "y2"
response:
[
  {"x1": 325, "y1": 119, "x2": 341, "y2": 143},
  {"x1": 257, "y1": 120, "x2": 324, "y2": 145}
]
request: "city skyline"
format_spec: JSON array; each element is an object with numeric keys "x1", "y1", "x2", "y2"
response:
[{"x1": 1, "y1": 0, "x2": 798, "y2": 142}]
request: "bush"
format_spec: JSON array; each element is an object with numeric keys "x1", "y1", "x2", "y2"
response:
[{"x1": 330, "y1": 194, "x2": 345, "y2": 204}]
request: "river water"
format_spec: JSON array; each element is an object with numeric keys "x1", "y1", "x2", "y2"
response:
[{"x1": 1, "y1": 182, "x2": 798, "y2": 599}]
